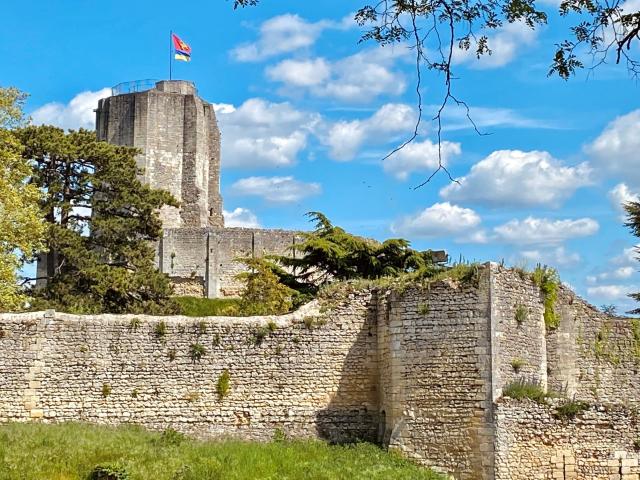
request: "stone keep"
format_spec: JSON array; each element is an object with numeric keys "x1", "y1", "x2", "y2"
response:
[{"x1": 95, "y1": 80, "x2": 224, "y2": 228}]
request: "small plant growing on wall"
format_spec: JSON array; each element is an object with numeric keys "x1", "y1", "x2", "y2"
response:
[
  {"x1": 154, "y1": 321, "x2": 168, "y2": 341},
  {"x1": 514, "y1": 305, "x2": 528, "y2": 325},
  {"x1": 510, "y1": 358, "x2": 526, "y2": 373},
  {"x1": 167, "y1": 349, "x2": 177, "y2": 361},
  {"x1": 196, "y1": 321, "x2": 207, "y2": 335},
  {"x1": 554, "y1": 399, "x2": 590, "y2": 420},
  {"x1": 101, "y1": 383, "x2": 112, "y2": 398},
  {"x1": 217, "y1": 369, "x2": 231, "y2": 400},
  {"x1": 267, "y1": 320, "x2": 277, "y2": 332},
  {"x1": 418, "y1": 303, "x2": 430, "y2": 316},
  {"x1": 189, "y1": 343, "x2": 206, "y2": 362},
  {"x1": 213, "y1": 334, "x2": 221, "y2": 347},
  {"x1": 184, "y1": 391, "x2": 201, "y2": 402},
  {"x1": 0, "y1": 327, "x2": 6, "y2": 339},
  {"x1": 128, "y1": 318, "x2": 141, "y2": 332},
  {"x1": 131, "y1": 389, "x2": 139, "y2": 398}
]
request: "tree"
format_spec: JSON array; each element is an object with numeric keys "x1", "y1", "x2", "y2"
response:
[
  {"x1": 624, "y1": 201, "x2": 640, "y2": 314},
  {"x1": 0, "y1": 87, "x2": 45, "y2": 311},
  {"x1": 278, "y1": 212, "x2": 443, "y2": 286},
  {"x1": 231, "y1": 0, "x2": 640, "y2": 182},
  {"x1": 235, "y1": 257, "x2": 295, "y2": 315},
  {"x1": 16, "y1": 126, "x2": 179, "y2": 314}
]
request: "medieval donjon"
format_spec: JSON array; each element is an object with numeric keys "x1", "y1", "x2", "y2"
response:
[{"x1": 95, "y1": 80, "x2": 298, "y2": 298}]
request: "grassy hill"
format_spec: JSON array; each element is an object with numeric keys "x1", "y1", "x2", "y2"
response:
[{"x1": 0, "y1": 422, "x2": 444, "y2": 480}]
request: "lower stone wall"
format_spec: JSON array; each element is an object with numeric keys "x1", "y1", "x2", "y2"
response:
[
  {"x1": 495, "y1": 399, "x2": 640, "y2": 480},
  {"x1": 0, "y1": 292, "x2": 379, "y2": 442}
]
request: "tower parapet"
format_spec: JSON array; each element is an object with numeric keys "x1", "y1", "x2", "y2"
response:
[{"x1": 96, "y1": 80, "x2": 224, "y2": 228}]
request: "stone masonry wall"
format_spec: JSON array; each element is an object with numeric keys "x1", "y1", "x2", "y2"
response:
[
  {"x1": 0, "y1": 293, "x2": 379, "y2": 443},
  {"x1": 377, "y1": 268, "x2": 495, "y2": 480},
  {"x1": 494, "y1": 399, "x2": 640, "y2": 480}
]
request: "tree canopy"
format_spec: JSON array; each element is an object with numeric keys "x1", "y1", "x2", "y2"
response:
[
  {"x1": 624, "y1": 201, "x2": 640, "y2": 314},
  {"x1": 0, "y1": 87, "x2": 45, "y2": 312},
  {"x1": 17, "y1": 126, "x2": 179, "y2": 314}
]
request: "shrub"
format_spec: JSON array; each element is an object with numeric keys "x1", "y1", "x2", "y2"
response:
[
  {"x1": 531, "y1": 265, "x2": 560, "y2": 330},
  {"x1": 90, "y1": 463, "x2": 130, "y2": 480},
  {"x1": 217, "y1": 370, "x2": 231, "y2": 400},
  {"x1": 515, "y1": 305, "x2": 528, "y2": 325},
  {"x1": 502, "y1": 379, "x2": 548, "y2": 403},
  {"x1": 235, "y1": 258, "x2": 294, "y2": 316},
  {"x1": 555, "y1": 400, "x2": 590, "y2": 420},
  {"x1": 189, "y1": 343, "x2": 206, "y2": 362}
]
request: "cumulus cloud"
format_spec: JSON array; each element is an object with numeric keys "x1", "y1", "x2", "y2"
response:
[
  {"x1": 231, "y1": 14, "x2": 332, "y2": 62},
  {"x1": 383, "y1": 140, "x2": 462, "y2": 181},
  {"x1": 613, "y1": 245, "x2": 640, "y2": 267},
  {"x1": 493, "y1": 217, "x2": 599, "y2": 245},
  {"x1": 519, "y1": 246, "x2": 582, "y2": 268},
  {"x1": 325, "y1": 103, "x2": 416, "y2": 160},
  {"x1": 391, "y1": 202, "x2": 482, "y2": 239},
  {"x1": 223, "y1": 208, "x2": 260, "y2": 228},
  {"x1": 31, "y1": 88, "x2": 111, "y2": 130},
  {"x1": 452, "y1": 21, "x2": 538, "y2": 69},
  {"x1": 267, "y1": 47, "x2": 408, "y2": 103},
  {"x1": 214, "y1": 99, "x2": 320, "y2": 168},
  {"x1": 609, "y1": 183, "x2": 639, "y2": 220},
  {"x1": 587, "y1": 267, "x2": 635, "y2": 284},
  {"x1": 229, "y1": 176, "x2": 321, "y2": 203},
  {"x1": 440, "y1": 150, "x2": 592, "y2": 207},
  {"x1": 587, "y1": 110, "x2": 640, "y2": 186},
  {"x1": 586, "y1": 284, "x2": 635, "y2": 302}
]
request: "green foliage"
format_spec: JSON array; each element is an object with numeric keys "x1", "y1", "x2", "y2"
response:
[
  {"x1": 0, "y1": 87, "x2": 45, "y2": 312},
  {"x1": 0, "y1": 422, "x2": 444, "y2": 479},
  {"x1": 189, "y1": 343, "x2": 206, "y2": 362},
  {"x1": 428, "y1": 262, "x2": 481, "y2": 285},
  {"x1": 236, "y1": 258, "x2": 294, "y2": 316},
  {"x1": 16, "y1": 126, "x2": 179, "y2": 315},
  {"x1": 625, "y1": 205, "x2": 640, "y2": 314},
  {"x1": 158, "y1": 428, "x2": 185, "y2": 446},
  {"x1": 175, "y1": 297, "x2": 241, "y2": 316},
  {"x1": 90, "y1": 462, "x2": 130, "y2": 480},
  {"x1": 515, "y1": 305, "x2": 528, "y2": 325},
  {"x1": 632, "y1": 319, "x2": 640, "y2": 359},
  {"x1": 502, "y1": 379, "x2": 548, "y2": 403},
  {"x1": 531, "y1": 264, "x2": 560, "y2": 330},
  {"x1": 217, "y1": 369, "x2": 231, "y2": 400},
  {"x1": 601, "y1": 304, "x2": 617, "y2": 316},
  {"x1": 303, "y1": 316, "x2": 327, "y2": 330},
  {"x1": 510, "y1": 358, "x2": 526, "y2": 373},
  {"x1": 555, "y1": 400, "x2": 590, "y2": 420},
  {"x1": 101, "y1": 384, "x2": 112, "y2": 398},
  {"x1": 167, "y1": 349, "x2": 177, "y2": 362},
  {"x1": 196, "y1": 321, "x2": 207, "y2": 335},
  {"x1": 266, "y1": 320, "x2": 277, "y2": 332},
  {"x1": 250, "y1": 325, "x2": 273, "y2": 345},
  {"x1": 418, "y1": 303, "x2": 430, "y2": 316},
  {"x1": 155, "y1": 321, "x2": 168, "y2": 340}
]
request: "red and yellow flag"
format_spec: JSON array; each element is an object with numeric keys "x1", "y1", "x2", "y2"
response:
[{"x1": 172, "y1": 33, "x2": 191, "y2": 62}]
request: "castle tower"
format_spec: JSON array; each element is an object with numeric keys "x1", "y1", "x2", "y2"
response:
[{"x1": 95, "y1": 80, "x2": 224, "y2": 228}]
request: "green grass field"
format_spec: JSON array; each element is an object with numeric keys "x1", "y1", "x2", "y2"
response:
[{"x1": 0, "y1": 423, "x2": 444, "y2": 480}]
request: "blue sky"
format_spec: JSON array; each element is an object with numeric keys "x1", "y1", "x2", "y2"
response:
[{"x1": 3, "y1": 0, "x2": 640, "y2": 312}]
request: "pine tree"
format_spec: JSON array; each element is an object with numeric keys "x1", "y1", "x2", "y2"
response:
[
  {"x1": 625, "y1": 201, "x2": 640, "y2": 314},
  {"x1": 17, "y1": 126, "x2": 179, "y2": 314}
]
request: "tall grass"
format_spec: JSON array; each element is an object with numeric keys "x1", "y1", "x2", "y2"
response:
[
  {"x1": 0, "y1": 422, "x2": 444, "y2": 480},
  {"x1": 174, "y1": 297, "x2": 241, "y2": 317}
]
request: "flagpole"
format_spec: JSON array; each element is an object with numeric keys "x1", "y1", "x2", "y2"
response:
[{"x1": 169, "y1": 30, "x2": 172, "y2": 80}]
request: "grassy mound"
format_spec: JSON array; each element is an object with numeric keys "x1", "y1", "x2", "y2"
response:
[
  {"x1": 0, "y1": 423, "x2": 444, "y2": 480},
  {"x1": 174, "y1": 297, "x2": 241, "y2": 317}
]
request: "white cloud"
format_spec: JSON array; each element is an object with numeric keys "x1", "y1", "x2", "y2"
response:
[
  {"x1": 440, "y1": 150, "x2": 592, "y2": 207},
  {"x1": 391, "y1": 202, "x2": 482, "y2": 239},
  {"x1": 609, "y1": 183, "x2": 639, "y2": 220},
  {"x1": 229, "y1": 176, "x2": 321, "y2": 203},
  {"x1": 268, "y1": 47, "x2": 408, "y2": 102},
  {"x1": 519, "y1": 246, "x2": 582, "y2": 268},
  {"x1": 440, "y1": 104, "x2": 557, "y2": 131},
  {"x1": 613, "y1": 245, "x2": 640, "y2": 267},
  {"x1": 383, "y1": 140, "x2": 462, "y2": 181},
  {"x1": 31, "y1": 88, "x2": 111, "y2": 130},
  {"x1": 214, "y1": 98, "x2": 320, "y2": 168},
  {"x1": 493, "y1": 217, "x2": 599, "y2": 245},
  {"x1": 452, "y1": 21, "x2": 538, "y2": 69},
  {"x1": 231, "y1": 14, "x2": 331, "y2": 62},
  {"x1": 586, "y1": 284, "x2": 635, "y2": 301},
  {"x1": 587, "y1": 267, "x2": 635, "y2": 284},
  {"x1": 325, "y1": 103, "x2": 416, "y2": 160},
  {"x1": 587, "y1": 110, "x2": 640, "y2": 186},
  {"x1": 223, "y1": 208, "x2": 260, "y2": 228}
]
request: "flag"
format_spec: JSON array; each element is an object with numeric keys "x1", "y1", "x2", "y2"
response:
[{"x1": 172, "y1": 33, "x2": 191, "y2": 62}]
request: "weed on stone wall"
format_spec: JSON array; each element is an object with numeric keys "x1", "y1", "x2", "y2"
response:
[
  {"x1": 167, "y1": 349, "x2": 177, "y2": 361},
  {"x1": 554, "y1": 399, "x2": 590, "y2": 420},
  {"x1": 101, "y1": 384, "x2": 112, "y2": 398},
  {"x1": 514, "y1": 305, "x2": 528, "y2": 325},
  {"x1": 502, "y1": 378, "x2": 550, "y2": 403},
  {"x1": 217, "y1": 369, "x2": 231, "y2": 400},
  {"x1": 184, "y1": 392, "x2": 201, "y2": 402},
  {"x1": 128, "y1": 318, "x2": 141, "y2": 332},
  {"x1": 418, "y1": 303, "x2": 430, "y2": 315},
  {"x1": 189, "y1": 343, "x2": 206, "y2": 362},
  {"x1": 511, "y1": 358, "x2": 526, "y2": 373},
  {"x1": 303, "y1": 316, "x2": 327, "y2": 330},
  {"x1": 196, "y1": 321, "x2": 207, "y2": 335},
  {"x1": 632, "y1": 319, "x2": 640, "y2": 359},
  {"x1": 531, "y1": 265, "x2": 560, "y2": 330},
  {"x1": 154, "y1": 321, "x2": 168, "y2": 341},
  {"x1": 593, "y1": 322, "x2": 622, "y2": 364}
]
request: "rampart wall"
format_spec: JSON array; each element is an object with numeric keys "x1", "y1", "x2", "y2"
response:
[{"x1": 3, "y1": 263, "x2": 640, "y2": 479}]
